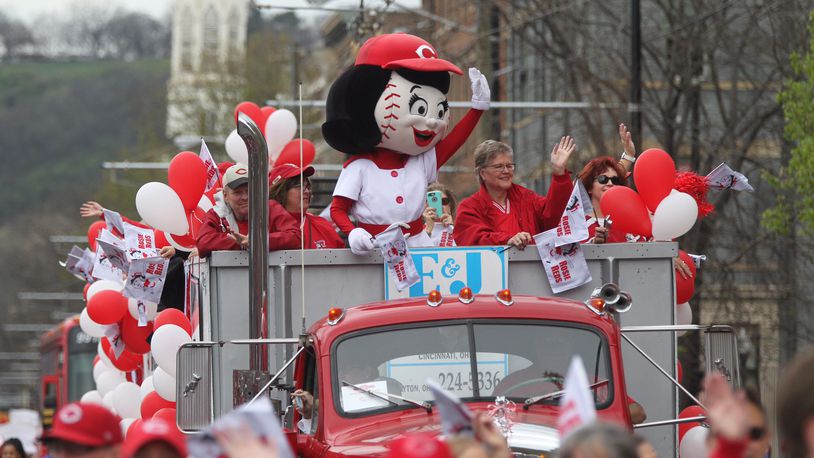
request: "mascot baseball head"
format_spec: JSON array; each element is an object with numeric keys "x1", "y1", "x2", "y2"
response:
[{"x1": 322, "y1": 33, "x2": 461, "y2": 156}]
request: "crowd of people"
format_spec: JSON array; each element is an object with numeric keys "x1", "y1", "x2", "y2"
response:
[{"x1": 3, "y1": 347, "x2": 811, "y2": 457}]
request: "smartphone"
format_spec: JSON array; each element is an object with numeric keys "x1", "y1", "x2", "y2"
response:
[{"x1": 427, "y1": 191, "x2": 444, "y2": 217}]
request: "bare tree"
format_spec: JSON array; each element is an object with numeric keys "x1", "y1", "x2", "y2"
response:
[{"x1": 0, "y1": 13, "x2": 35, "y2": 58}]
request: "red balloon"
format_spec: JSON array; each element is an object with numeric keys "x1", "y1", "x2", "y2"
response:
[
  {"x1": 154, "y1": 309, "x2": 192, "y2": 336},
  {"x1": 120, "y1": 314, "x2": 154, "y2": 354},
  {"x1": 87, "y1": 290, "x2": 128, "y2": 325},
  {"x1": 275, "y1": 139, "x2": 316, "y2": 168},
  {"x1": 141, "y1": 391, "x2": 175, "y2": 419},
  {"x1": 633, "y1": 148, "x2": 676, "y2": 212},
  {"x1": 678, "y1": 405, "x2": 706, "y2": 442},
  {"x1": 107, "y1": 346, "x2": 142, "y2": 372},
  {"x1": 153, "y1": 407, "x2": 177, "y2": 426},
  {"x1": 168, "y1": 151, "x2": 208, "y2": 213},
  {"x1": 675, "y1": 250, "x2": 697, "y2": 304},
  {"x1": 83, "y1": 283, "x2": 92, "y2": 301},
  {"x1": 87, "y1": 221, "x2": 106, "y2": 251},
  {"x1": 155, "y1": 230, "x2": 171, "y2": 249},
  {"x1": 126, "y1": 418, "x2": 142, "y2": 437},
  {"x1": 600, "y1": 186, "x2": 652, "y2": 238},
  {"x1": 93, "y1": 355, "x2": 100, "y2": 366},
  {"x1": 677, "y1": 361, "x2": 683, "y2": 384},
  {"x1": 165, "y1": 233, "x2": 195, "y2": 252},
  {"x1": 259, "y1": 106, "x2": 276, "y2": 133},
  {"x1": 234, "y1": 101, "x2": 264, "y2": 130}
]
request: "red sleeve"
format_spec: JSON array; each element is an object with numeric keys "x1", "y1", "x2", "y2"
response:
[
  {"x1": 453, "y1": 197, "x2": 513, "y2": 246},
  {"x1": 330, "y1": 196, "x2": 357, "y2": 236},
  {"x1": 195, "y1": 211, "x2": 240, "y2": 258},
  {"x1": 120, "y1": 215, "x2": 151, "y2": 229},
  {"x1": 534, "y1": 173, "x2": 573, "y2": 231},
  {"x1": 435, "y1": 109, "x2": 484, "y2": 168},
  {"x1": 268, "y1": 201, "x2": 302, "y2": 250},
  {"x1": 709, "y1": 437, "x2": 748, "y2": 458}
]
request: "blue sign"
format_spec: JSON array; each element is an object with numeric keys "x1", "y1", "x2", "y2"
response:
[{"x1": 384, "y1": 246, "x2": 509, "y2": 299}]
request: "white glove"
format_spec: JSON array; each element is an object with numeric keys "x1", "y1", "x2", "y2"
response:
[
  {"x1": 348, "y1": 227, "x2": 376, "y2": 256},
  {"x1": 469, "y1": 67, "x2": 491, "y2": 111}
]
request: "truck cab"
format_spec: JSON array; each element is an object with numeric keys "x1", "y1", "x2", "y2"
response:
[{"x1": 290, "y1": 293, "x2": 631, "y2": 457}]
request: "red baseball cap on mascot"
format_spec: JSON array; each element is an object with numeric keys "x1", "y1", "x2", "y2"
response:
[
  {"x1": 40, "y1": 402, "x2": 123, "y2": 447},
  {"x1": 355, "y1": 33, "x2": 462, "y2": 75}
]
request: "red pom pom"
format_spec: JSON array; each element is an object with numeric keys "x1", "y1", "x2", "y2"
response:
[{"x1": 674, "y1": 172, "x2": 714, "y2": 218}]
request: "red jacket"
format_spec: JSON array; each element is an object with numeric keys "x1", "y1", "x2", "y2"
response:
[
  {"x1": 453, "y1": 174, "x2": 573, "y2": 246},
  {"x1": 196, "y1": 200, "x2": 301, "y2": 258},
  {"x1": 291, "y1": 212, "x2": 346, "y2": 249}
]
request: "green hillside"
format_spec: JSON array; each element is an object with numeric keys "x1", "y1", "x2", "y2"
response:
[{"x1": 0, "y1": 59, "x2": 172, "y2": 222}]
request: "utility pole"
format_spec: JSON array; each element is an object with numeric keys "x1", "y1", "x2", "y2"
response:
[{"x1": 629, "y1": 0, "x2": 642, "y2": 144}]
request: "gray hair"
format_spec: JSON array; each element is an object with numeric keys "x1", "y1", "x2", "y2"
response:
[
  {"x1": 556, "y1": 423, "x2": 638, "y2": 458},
  {"x1": 473, "y1": 140, "x2": 513, "y2": 184}
]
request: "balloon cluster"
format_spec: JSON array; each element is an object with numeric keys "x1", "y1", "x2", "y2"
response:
[
  {"x1": 79, "y1": 288, "x2": 192, "y2": 438},
  {"x1": 599, "y1": 149, "x2": 710, "y2": 324},
  {"x1": 678, "y1": 405, "x2": 709, "y2": 458},
  {"x1": 136, "y1": 152, "x2": 216, "y2": 252},
  {"x1": 225, "y1": 101, "x2": 316, "y2": 167}
]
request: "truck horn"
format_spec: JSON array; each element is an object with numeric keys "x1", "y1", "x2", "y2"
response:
[{"x1": 585, "y1": 283, "x2": 633, "y2": 315}]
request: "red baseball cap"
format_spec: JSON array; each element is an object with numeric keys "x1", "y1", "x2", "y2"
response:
[
  {"x1": 386, "y1": 433, "x2": 452, "y2": 458},
  {"x1": 121, "y1": 417, "x2": 187, "y2": 458},
  {"x1": 40, "y1": 402, "x2": 123, "y2": 447},
  {"x1": 355, "y1": 33, "x2": 462, "y2": 75},
  {"x1": 269, "y1": 163, "x2": 315, "y2": 187}
]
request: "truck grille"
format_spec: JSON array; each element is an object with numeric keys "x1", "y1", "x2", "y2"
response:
[{"x1": 176, "y1": 343, "x2": 214, "y2": 432}]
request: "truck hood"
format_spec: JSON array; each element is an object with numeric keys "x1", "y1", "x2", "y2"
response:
[{"x1": 329, "y1": 406, "x2": 561, "y2": 456}]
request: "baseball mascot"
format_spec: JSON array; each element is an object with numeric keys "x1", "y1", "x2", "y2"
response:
[{"x1": 324, "y1": 33, "x2": 490, "y2": 255}]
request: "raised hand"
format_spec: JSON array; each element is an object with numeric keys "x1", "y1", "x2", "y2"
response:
[
  {"x1": 80, "y1": 201, "x2": 104, "y2": 218},
  {"x1": 550, "y1": 136, "x2": 575, "y2": 176},
  {"x1": 619, "y1": 123, "x2": 636, "y2": 157},
  {"x1": 469, "y1": 67, "x2": 491, "y2": 111}
]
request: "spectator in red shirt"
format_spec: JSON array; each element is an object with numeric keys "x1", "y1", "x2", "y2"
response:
[
  {"x1": 269, "y1": 163, "x2": 345, "y2": 249},
  {"x1": 196, "y1": 164, "x2": 300, "y2": 257},
  {"x1": 454, "y1": 138, "x2": 575, "y2": 249}
]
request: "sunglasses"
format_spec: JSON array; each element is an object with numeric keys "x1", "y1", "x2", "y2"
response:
[
  {"x1": 595, "y1": 175, "x2": 623, "y2": 185},
  {"x1": 748, "y1": 426, "x2": 767, "y2": 441}
]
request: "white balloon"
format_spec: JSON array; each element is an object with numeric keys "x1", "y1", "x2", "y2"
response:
[
  {"x1": 225, "y1": 129, "x2": 249, "y2": 164},
  {"x1": 80, "y1": 308, "x2": 108, "y2": 338},
  {"x1": 86, "y1": 279, "x2": 123, "y2": 301},
  {"x1": 135, "y1": 182, "x2": 188, "y2": 235},
  {"x1": 112, "y1": 382, "x2": 142, "y2": 419},
  {"x1": 151, "y1": 324, "x2": 191, "y2": 377},
  {"x1": 140, "y1": 376, "x2": 155, "y2": 400},
  {"x1": 165, "y1": 232, "x2": 193, "y2": 253},
  {"x1": 93, "y1": 362, "x2": 108, "y2": 384},
  {"x1": 652, "y1": 191, "x2": 699, "y2": 241},
  {"x1": 81, "y1": 390, "x2": 104, "y2": 405},
  {"x1": 97, "y1": 370, "x2": 126, "y2": 396},
  {"x1": 153, "y1": 367, "x2": 177, "y2": 402},
  {"x1": 120, "y1": 418, "x2": 137, "y2": 437},
  {"x1": 127, "y1": 298, "x2": 159, "y2": 322},
  {"x1": 98, "y1": 342, "x2": 114, "y2": 369},
  {"x1": 265, "y1": 109, "x2": 297, "y2": 161},
  {"x1": 102, "y1": 390, "x2": 116, "y2": 409},
  {"x1": 676, "y1": 302, "x2": 693, "y2": 337},
  {"x1": 679, "y1": 425, "x2": 709, "y2": 458}
]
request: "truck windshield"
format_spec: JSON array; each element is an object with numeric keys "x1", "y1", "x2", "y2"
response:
[{"x1": 333, "y1": 321, "x2": 612, "y2": 416}]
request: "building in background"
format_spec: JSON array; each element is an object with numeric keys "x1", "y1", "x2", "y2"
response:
[{"x1": 166, "y1": 0, "x2": 250, "y2": 139}]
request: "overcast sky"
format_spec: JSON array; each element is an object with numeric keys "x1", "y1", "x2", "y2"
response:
[{"x1": 0, "y1": 0, "x2": 173, "y2": 23}]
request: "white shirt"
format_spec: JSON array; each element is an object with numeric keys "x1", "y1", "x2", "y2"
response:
[{"x1": 333, "y1": 149, "x2": 438, "y2": 225}]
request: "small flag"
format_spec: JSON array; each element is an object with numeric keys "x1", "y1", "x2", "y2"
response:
[
  {"x1": 200, "y1": 138, "x2": 219, "y2": 191},
  {"x1": 557, "y1": 356, "x2": 597, "y2": 439},
  {"x1": 706, "y1": 163, "x2": 754, "y2": 192}
]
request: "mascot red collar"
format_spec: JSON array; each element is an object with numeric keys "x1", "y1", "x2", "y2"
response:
[{"x1": 325, "y1": 33, "x2": 490, "y2": 255}]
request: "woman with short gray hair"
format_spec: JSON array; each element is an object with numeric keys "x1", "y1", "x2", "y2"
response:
[{"x1": 454, "y1": 137, "x2": 575, "y2": 248}]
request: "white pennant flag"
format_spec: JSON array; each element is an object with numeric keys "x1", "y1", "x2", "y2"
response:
[
  {"x1": 92, "y1": 244, "x2": 124, "y2": 282},
  {"x1": 706, "y1": 162, "x2": 754, "y2": 192},
  {"x1": 428, "y1": 379, "x2": 474, "y2": 437},
  {"x1": 554, "y1": 181, "x2": 591, "y2": 246},
  {"x1": 376, "y1": 227, "x2": 419, "y2": 291},
  {"x1": 200, "y1": 138, "x2": 219, "y2": 191},
  {"x1": 429, "y1": 223, "x2": 456, "y2": 247},
  {"x1": 123, "y1": 222, "x2": 160, "y2": 260},
  {"x1": 557, "y1": 355, "x2": 597, "y2": 439},
  {"x1": 534, "y1": 229, "x2": 592, "y2": 294},
  {"x1": 124, "y1": 256, "x2": 169, "y2": 303},
  {"x1": 102, "y1": 208, "x2": 125, "y2": 236}
]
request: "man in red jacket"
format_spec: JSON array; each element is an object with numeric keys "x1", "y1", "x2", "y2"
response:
[{"x1": 196, "y1": 164, "x2": 301, "y2": 257}]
